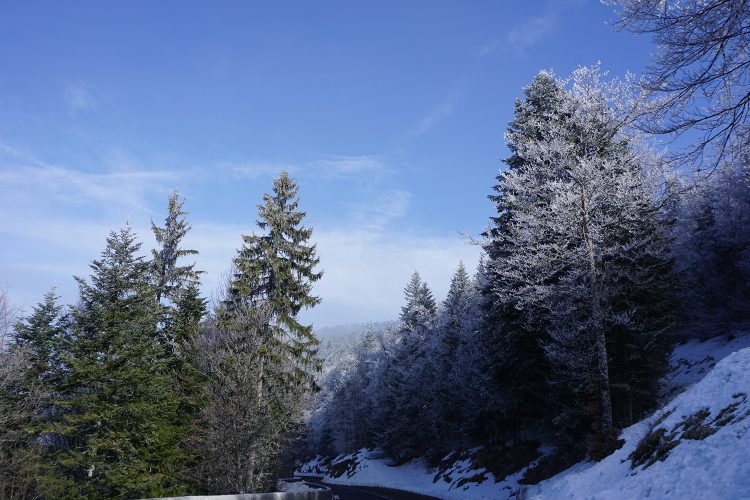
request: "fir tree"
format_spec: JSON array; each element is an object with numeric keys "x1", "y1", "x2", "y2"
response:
[
  {"x1": 378, "y1": 272, "x2": 437, "y2": 459},
  {"x1": 229, "y1": 170, "x2": 323, "y2": 391},
  {"x1": 14, "y1": 288, "x2": 66, "y2": 385},
  {"x1": 40, "y1": 226, "x2": 189, "y2": 499},
  {"x1": 399, "y1": 271, "x2": 436, "y2": 334},
  {"x1": 481, "y1": 70, "x2": 564, "y2": 442},
  {"x1": 201, "y1": 171, "x2": 322, "y2": 491},
  {"x1": 488, "y1": 67, "x2": 676, "y2": 445},
  {"x1": 149, "y1": 191, "x2": 208, "y2": 490},
  {"x1": 151, "y1": 190, "x2": 202, "y2": 306}
]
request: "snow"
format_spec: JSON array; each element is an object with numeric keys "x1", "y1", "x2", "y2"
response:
[
  {"x1": 297, "y1": 447, "x2": 544, "y2": 499},
  {"x1": 524, "y1": 347, "x2": 750, "y2": 499},
  {"x1": 276, "y1": 479, "x2": 322, "y2": 492},
  {"x1": 662, "y1": 332, "x2": 750, "y2": 399},
  {"x1": 299, "y1": 332, "x2": 750, "y2": 498}
]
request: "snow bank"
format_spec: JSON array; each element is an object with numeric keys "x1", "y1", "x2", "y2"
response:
[
  {"x1": 277, "y1": 479, "x2": 323, "y2": 492},
  {"x1": 663, "y1": 331, "x2": 750, "y2": 399},
  {"x1": 297, "y1": 447, "x2": 543, "y2": 499},
  {"x1": 525, "y1": 347, "x2": 750, "y2": 499}
]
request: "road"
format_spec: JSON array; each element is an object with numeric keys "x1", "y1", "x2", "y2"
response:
[{"x1": 299, "y1": 476, "x2": 440, "y2": 500}]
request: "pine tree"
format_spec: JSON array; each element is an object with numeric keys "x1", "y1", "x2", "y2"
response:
[
  {"x1": 399, "y1": 271, "x2": 436, "y2": 334},
  {"x1": 40, "y1": 226, "x2": 189, "y2": 499},
  {"x1": 426, "y1": 262, "x2": 475, "y2": 451},
  {"x1": 169, "y1": 282, "x2": 208, "y2": 474},
  {"x1": 14, "y1": 288, "x2": 66, "y2": 385},
  {"x1": 1, "y1": 291, "x2": 46, "y2": 499},
  {"x1": 481, "y1": 71, "x2": 564, "y2": 442},
  {"x1": 150, "y1": 191, "x2": 207, "y2": 489},
  {"x1": 378, "y1": 272, "x2": 436, "y2": 459},
  {"x1": 487, "y1": 67, "x2": 676, "y2": 446},
  {"x1": 229, "y1": 170, "x2": 323, "y2": 391},
  {"x1": 151, "y1": 190, "x2": 202, "y2": 306},
  {"x1": 200, "y1": 171, "x2": 322, "y2": 491}
]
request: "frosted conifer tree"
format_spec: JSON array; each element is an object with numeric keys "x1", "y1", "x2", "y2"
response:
[{"x1": 488, "y1": 67, "x2": 676, "y2": 441}]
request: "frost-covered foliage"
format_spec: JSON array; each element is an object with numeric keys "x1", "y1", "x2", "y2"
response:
[
  {"x1": 305, "y1": 265, "x2": 486, "y2": 460},
  {"x1": 484, "y1": 66, "x2": 677, "y2": 451},
  {"x1": 302, "y1": 65, "x2": 750, "y2": 498}
]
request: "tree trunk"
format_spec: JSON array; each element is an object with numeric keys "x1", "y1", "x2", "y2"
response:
[{"x1": 581, "y1": 184, "x2": 614, "y2": 437}]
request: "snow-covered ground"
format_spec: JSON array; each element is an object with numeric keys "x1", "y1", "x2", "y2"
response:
[
  {"x1": 297, "y1": 447, "x2": 542, "y2": 499},
  {"x1": 525, "y1": 347, "x2": 750, "y2": 499},
  {"x1": 277, "y1": 479, "x2": 325, "y2": 492},
  {"x1": 662, "y1": 332, "x2": 750, "y2": 400},
  {"x1": 298, "y1": 332, "x2": 750, "y2": 499}
]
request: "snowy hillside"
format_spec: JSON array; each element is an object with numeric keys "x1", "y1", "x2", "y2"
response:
[
  {"x1": 525, "y1": 347, "x2": 750, "y2": 499},
  {"x1": 297, "y1": 447, "x2": 544, "y2": 499},
  {"x1": 298, "y1": 332, "x2": 750, "y2": 499},
  {"x1": 662, "y1": 333, "x2": 750, "y2": 400}
]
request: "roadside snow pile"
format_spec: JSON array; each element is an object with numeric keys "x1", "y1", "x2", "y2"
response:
[
  {"x1": 297, "y1": 447, "x2": 544, "y2": 499},
  {"x1": 663, "y1": 331, "x2": 750, "y2": 399},
  {"x1": 524, "y1": 347, "x2": 750, "y2": 499},
  {"x1": 277, "y1": 479, "x2": 326, "y2": 492}
]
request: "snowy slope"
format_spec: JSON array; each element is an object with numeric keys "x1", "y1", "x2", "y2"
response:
[
  {"x1": 524, "y1": 347, "x2": 750, "y2": 499},
  {"x1": 298, "y1": 448, "x2": 542, "y2": 499},
  {"x1": 663, "y1": 332, "x2": 750, "y2": 400},
  {"x1": 298, "y1": 332, "x2": 750, "y2": 499}
]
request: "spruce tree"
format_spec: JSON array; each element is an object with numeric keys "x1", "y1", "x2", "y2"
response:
[
  {"x1": 481, "y1": 71, "x2": 564, "y2": 441},
  {"x1": 429, "y1": 262, "x2": 474, "y2": 448},
  {"x1": 487, "y1": 67, "x2": 676, "y2": 447},
  {"x1": 399, "y1": 271, "x2": 436, "y2": 334},
  {"x1": 229, "y1": 170, "x2": 323, "y2": 391},
  {"x1": 151, "y1": 190, "x2": 202, "y2": 306},
  {"x1": 14, "y1": 288, "x2": 66, "y2": 385},
  {"x1": 40, "y1": 226, "x2": 189, "y2": 499},
  {"x1": 203, "y1": 171, "x2": 322, "y2": 490},
  {"x1": 378, "y1": 272, "x2": 436, "y2": 459},
  {"x1": 151, "y1": 191, "x2": 207, "y2": 483}
]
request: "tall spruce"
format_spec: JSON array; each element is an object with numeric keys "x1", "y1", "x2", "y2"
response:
[
  {"x1": 399, "y1": 271, "x2": 436, "y2": 334},
  {"x1": 151, "y1": 191, "x2": 206, "y2": 471},
  {"x1": 206, "y1": 171, "x2": 322, "y2": 490},
  {"x1": 229, "y1": 170, "x2": 323, "y2": 391},
  {"x1": 40, "y1": 226, "x2": 189, "y2": 499},
  {"x1": 428, "y1": 262, "x2": 475, "y2": 450},
  {"x1": 377, "y1": 272, "x2": 436, "y2": 459},
  {"x1": 151, "y1": 190, "x2": 202, "y2": 306},
  {"x1": 481, "y1": 70, "x2": 564, "y2": 441},
  {"x1": 488, "y1": 67, "x2": 676, "y2": 447}
]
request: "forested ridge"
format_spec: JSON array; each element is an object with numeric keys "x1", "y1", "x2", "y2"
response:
[{"x1": 3, "y1": 1, "x2": 750, "y2": 498}]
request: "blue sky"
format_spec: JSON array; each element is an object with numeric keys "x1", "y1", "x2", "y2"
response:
[{"x1": 0, "y1": 0, "x2": 654, "y2": 326}]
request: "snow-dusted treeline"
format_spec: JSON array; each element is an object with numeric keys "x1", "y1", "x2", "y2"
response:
[{"x1": 303, "y1": 65, "x2": 750, "y2": 485}]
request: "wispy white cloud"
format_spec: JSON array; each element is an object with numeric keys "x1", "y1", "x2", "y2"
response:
[
  {"x1": 344, "y1": 189, "x2": 412, "y2": 232},
  {"x1": 476, "y1": 1, "x2": 583, "y2": 59},
  {"x1": 414, "y1": 98, "x2": 457, "y2": 136},
  {"x1": 225, "y1": 154, "x2": 391, "y2": 182},
  {"x1": 411, "y1": 80, "x2": 472, "y2": 137},
  {"x1": 65, "y1": 82, "x2": 98, "y2": 114},
  {"x1": 224, "y1": 161, "x2": 292, "y2": 180},
  {"x1": 0, "y1": 143, "x2": 182, "y2": 213},
  {"x1": 505, "y1": 8, "x2": 560, "y2": 56},
  {"x1": 312, "y1": 155, "x2": 390, "y2": 179}
]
